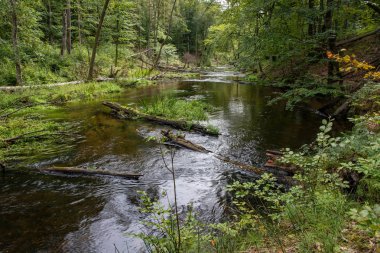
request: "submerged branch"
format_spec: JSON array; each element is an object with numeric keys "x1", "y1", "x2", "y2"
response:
[{"x1": 41, "y1": 166, "x2": 142, "y2": 179}]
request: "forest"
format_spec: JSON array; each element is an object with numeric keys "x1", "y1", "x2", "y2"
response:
[{"x1": 0, "y1": 0, "x2": 379, "y2": 252}]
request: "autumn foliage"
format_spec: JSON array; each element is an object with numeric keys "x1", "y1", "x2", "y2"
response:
[{"x1": 327, "y1": 51, "x2": 380, "y2": 81}]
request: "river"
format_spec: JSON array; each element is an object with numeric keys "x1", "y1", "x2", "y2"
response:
[{"x1": 0, "y1": 70, "x2": 343, "y2": 252}]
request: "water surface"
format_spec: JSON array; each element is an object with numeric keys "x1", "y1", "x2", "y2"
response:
[{"x1": 0, "y1": 71, "x2": 336, "y2": 252}]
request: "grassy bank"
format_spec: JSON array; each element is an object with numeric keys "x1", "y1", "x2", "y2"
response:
[{"x1": 0, "y1": 81, "x2": 124, "y2": 167}]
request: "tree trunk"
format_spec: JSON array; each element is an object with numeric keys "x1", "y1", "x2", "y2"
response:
[
  {"x1": 9, "y1": 0, "x2": 22, "y2": 85},
  {"x1": 318, "y1": 0, "x2": 325, "y2": 33},
  {"x1": 61, "y1": 9, "x2": 67, "y2": 56},
  {"x1": 147, "y1": 0, "x2": 151, "y2": 52},
  {"x1": 151, "y1": 0, "x2": 177, "y2": 71},
  {"x1": 47, "y1": 0, "x2": 53, "y2": 43},
  {"x1": 323, "y1": 0, "x2": 333, "y2": 32},
  {"x1": 88, "y1": 0, "x2": 111, "y2": 81},
  {"x1": 77, "y1": 0, "x2": 82, "y2": 45},
  {"x1": 66, "y1": 0, "x2": 72, "y2": 54},
  {"x1": 115, "y1": 18, "x2": 119, "y2": 67},
  {"x1": 308, "y1": 0, "x2": 315, "y2": 36}
]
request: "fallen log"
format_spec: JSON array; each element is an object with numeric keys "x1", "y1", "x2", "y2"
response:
[
  {"x1": 214, "y1": 154, "x2": 268, "y2": 175},
  {"x1": 264, "y1": 150, "x2": 299, "y2": 175},
  {"x1": 161, "y1": 130, "x2": 295, "y2": 184},
  {"x1": 264, "y1": 161, "x2": 298, "y2": 175},
  {"x1": 266, "y1": 150, "x2": 284, "y2": 156},
  {"x1": 161, "y1": 130, "x2": 211, "y2": 153},
  {"x1": 41, "y1": 166, "x2": 142, "y2": 179},
  {"x1": 103, "y1": 101, "x2": 219, "y2": 136}
]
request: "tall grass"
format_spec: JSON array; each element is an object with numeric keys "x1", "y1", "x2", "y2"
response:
[
  {"x1": 0, "y1": 81, "x2": 122, "y2": 109},
  {"x1": 140, "y1": 96, "x2": 213, "y2": 121}
]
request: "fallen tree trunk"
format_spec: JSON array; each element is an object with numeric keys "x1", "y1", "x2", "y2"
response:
[
  {"x1": 103, "y1": 101, "x2": 219, "y2": 136},
  {"x1": 41, "y1": 166, "x2": 142, "y2": 179},
  {"x1": 264, "y1": 150, "x2": 299, "y2": 175},
  {"x1": 161, "y1": 130, "x2": 295, "y2": 184},
  {"x1": 162, "y1": 130, "x2": 211, "y2": 153}
]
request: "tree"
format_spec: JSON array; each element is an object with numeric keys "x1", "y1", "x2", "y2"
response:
[
  {"x1": 9, "y1": 0, "x2": 22, "y2": 85},
  {"x1": 88, "y1": 0, "x2": 111, "y2": 81},
  {"x1": 61, "y1": 0, "x2": 72, "y2": 55}
]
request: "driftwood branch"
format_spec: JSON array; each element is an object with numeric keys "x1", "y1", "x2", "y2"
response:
[
  {"x1": 102, "y1": 101, "x2": 219, "y2": 136},
  {"x1": 41, "y1": 166, "x2": 142, "y2": 179}
]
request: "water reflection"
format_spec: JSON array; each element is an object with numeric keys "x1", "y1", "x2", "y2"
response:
[{"x1": 0, "y1": 72, "x2": 341, "y2": 252}]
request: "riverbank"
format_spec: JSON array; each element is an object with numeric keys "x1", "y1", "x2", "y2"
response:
[{"x1": 0, "y1": 71, "x2": 209, "y2": 169}]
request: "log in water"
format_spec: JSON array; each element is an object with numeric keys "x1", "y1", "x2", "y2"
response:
[
  {"x1": 41, "y1": 166, "x2": 142, "y2": 180},
  {"x1": 102, "y1": 101, "x2": 219, "y2": 136}
]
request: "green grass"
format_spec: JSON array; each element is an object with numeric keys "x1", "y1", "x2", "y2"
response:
[
  {"x1": 283, "y1": 190, "x2": 347, "y2": 252},
  {"x1": 116, "y1": 78, "x2": 156, "y2": 88},
  {"x1": 0, "y1": 115, "x2": 76, "y2": 166},
  {"x1": 0, "y1": 81, "x2": 123, "y2": 167},
  {"x1": 0, "y1": 81, "x2": 122, "y2": 109},
  {"x1": 140, "y1": 96, "x2": 214, "y2": 122}
]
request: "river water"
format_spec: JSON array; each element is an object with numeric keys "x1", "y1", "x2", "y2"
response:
[{"x1": 0, "y1": 71, "x2": 343, "y2": 252}]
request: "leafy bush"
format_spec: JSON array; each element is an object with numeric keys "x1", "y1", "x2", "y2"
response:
[{"x1": 349, "y1": 204, "x2": 380, "y2": 238}]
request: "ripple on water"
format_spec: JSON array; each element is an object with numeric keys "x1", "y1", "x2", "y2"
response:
[{"x1": 1, "y1": 70, "x2": 338, "y2": 253}]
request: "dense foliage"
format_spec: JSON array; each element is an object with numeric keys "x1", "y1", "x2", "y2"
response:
[
  {"x1": 0, "y1": 0, "x2": 379, "y2": 252},
  {"x1": 0, "y1": 0, "x2": 222, "y2": 86},
  {"x1": 206, "y1": 0, "x2": 380, "y2": 74}
]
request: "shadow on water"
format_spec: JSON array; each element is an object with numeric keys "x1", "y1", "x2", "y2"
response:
[{"x1": 0, "y1": 71, "x2": 349, "y2": 252}]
